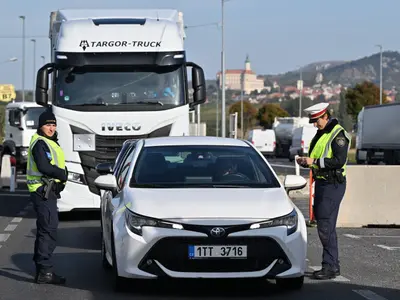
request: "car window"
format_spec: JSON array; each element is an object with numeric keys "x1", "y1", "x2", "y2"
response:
[
  {"x1": 130, "y1": 145, "x2": 281, "y2": 188},
  {"x1": 113, "y1": 141, "x2": 136, "y2": 176},
  {"x1": 116, "y1": 144, "x2": 136, "y2": 190}
]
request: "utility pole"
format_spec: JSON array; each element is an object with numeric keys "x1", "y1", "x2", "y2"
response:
[
  {"x1": 221, "y1": 0, "x2": 226, "y2": 137},
  {"x1": 376, "y1": 44, "x2": 383, "y2": 105},
  {"x1": 31, "y1": 39, "x2": 36, "y2": 102},
  {"x1": 19, "y1": 16, "x2": 25, "y2": 102}
]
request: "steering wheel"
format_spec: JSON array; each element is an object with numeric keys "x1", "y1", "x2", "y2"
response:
[{"x1": 220, "y1": 172, "x2": 250, "y2": 182}]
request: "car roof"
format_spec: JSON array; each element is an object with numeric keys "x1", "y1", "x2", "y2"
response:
[{"x1": 142, "y1": 136, "x2": 251, "y2": 147}]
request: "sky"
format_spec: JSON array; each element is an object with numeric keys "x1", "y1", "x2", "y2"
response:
[{"x1": 0, "y1": 0, "x2": 399, "y2": 90}]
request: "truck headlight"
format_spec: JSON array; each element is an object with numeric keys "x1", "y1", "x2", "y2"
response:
[
  {"x1": 250, "y1": 209, "x2": 298, "y2": 235},
  {"x1": 68, "y1": 172, "x2": 85, "y2": 185},
  {"x1": 125, "y1": 210, "x2": 183, "y2": 236}
]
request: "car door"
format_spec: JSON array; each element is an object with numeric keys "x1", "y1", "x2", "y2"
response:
[
  {"x1": 104, "y1": 143, "x2": 137, "y2": 254},
  {"x1": 100, "y1": 140, "x2": 137, "y2": 239}
]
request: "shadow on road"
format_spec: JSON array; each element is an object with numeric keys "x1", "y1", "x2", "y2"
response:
[{"x1": 2, "y1": 252, "x2": 399, "y2": 299}]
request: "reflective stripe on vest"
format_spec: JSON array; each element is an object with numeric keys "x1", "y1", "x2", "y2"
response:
[
  {"x1": 26, "y1": 133, "x2": 65, "y2": 192},
  {"x1": 309, "y1": 124, "x2": 351, "y2": 179}
]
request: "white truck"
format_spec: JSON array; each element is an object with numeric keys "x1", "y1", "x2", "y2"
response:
[
  {"x1": 356, "y1": 103, "x2": 400, "y2": 164},
  {"x1": 1, "y1": 102, "x2": 46, "y2": 173},
  {"x1": 34, "y1": 9, "x2": 206, "y2": 213},
  {"x1": 272, "y1": 117, "x2": 310, "y2": 158}
]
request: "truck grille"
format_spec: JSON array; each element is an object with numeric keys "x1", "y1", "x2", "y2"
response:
[{"x1": 70, "y1": 124, "x2": 172, "y2": 195}]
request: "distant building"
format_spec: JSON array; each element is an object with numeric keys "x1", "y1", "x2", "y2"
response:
[{"x1": 216, "y1": 54, "x2": 265, "y2": 94}]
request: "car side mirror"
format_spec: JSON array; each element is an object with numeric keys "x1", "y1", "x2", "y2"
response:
[
  {"x1": 284, "y1": 175, "x2": 307, "y2": 194},
  {"x1": 94, "y1": 174, "x2": 117, "y2": 192},
  {"x1": 95, "y1": 162, "x2": 114, "y2": 175}
]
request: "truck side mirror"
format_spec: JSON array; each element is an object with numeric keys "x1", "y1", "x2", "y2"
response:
[
  {"x1": 36, "y1": 63, "x2": 55, "y2": 107},
  {"x1": 187, "y1": 62, "x2": 206, "y2": 108}
]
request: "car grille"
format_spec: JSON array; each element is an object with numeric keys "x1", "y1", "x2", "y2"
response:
[
  {"x1": 70, "y1": 124, "x2": 171, "y2": 195},
  {"x1": 138, "y1": 236, "x2": 290, "y2": 273}
]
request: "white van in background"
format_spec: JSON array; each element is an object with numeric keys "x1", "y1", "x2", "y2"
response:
[
  {"x1": 247, "y1": 129, "x2": 276, "y2": 157},
  {"x1": 288, "y1": 125, "x2": 317, "y2": 161}
]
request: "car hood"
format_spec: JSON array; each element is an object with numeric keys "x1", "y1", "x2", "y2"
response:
[{"x1": 124, "y1": 188, "x2": 294, "y2": 220}]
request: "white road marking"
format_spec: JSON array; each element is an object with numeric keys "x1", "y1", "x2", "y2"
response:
[
  {"x1": 374, "y1": 244, "x2": 400, "y2": 251},
  {"x1": 345, "y1": 234, "x2": 400, "y2": 239},
  {"x1": 4, "y1": 224, "x2": 17, "y2": 232},
  {"x1": 343, "y1": 234, "x2": 362, "y2": 239},
  {"x1": 0, "y1": 233, "x2": 11, "y2": 242},
  {"x1": 11, "y1": 217, "x2": 22, "y2": 223},
  {"x1": 308, "y1": 266, "x2": 350, "y2": 282},
  {"x1": 353, "y1": 289, "x2": 389, "y2": 300},
  {"x1": 269, "y1": 163, "x2": 296, "y2": 169}
]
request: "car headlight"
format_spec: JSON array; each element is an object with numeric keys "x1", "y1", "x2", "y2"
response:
[
  {"x1": 249, "y1": 209, "x2": 298, "y2": 235},
  {"x1": 125, "y1": 209, "x2": 183, "y2": 236},
  {"x1": 68, "y1": 172, "x2": 85, "y2": 185}
]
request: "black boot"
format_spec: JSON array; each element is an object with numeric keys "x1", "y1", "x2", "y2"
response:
[
  {"x1": 312, "y1": 267, "x2": 339, "y2": 280},
  {"x1": 35, "y1": 271, "x2": 66, "y2": 285}
]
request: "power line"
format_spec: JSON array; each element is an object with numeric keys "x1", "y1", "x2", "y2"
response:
[{"x1": 0, "y1": 35, "x2": 47, "y2": 39}]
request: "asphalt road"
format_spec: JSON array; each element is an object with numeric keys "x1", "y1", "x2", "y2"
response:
[{"x1": 0, "y1": 176, "x2": 399, "y2": 299}]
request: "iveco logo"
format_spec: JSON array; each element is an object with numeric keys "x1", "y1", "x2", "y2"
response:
[
  {"x1": 101, "y1": 122, "x2": 141, "y2": 132},
  {"x1": 210, "y1": 227, "x2": 226, "y2": 237}
]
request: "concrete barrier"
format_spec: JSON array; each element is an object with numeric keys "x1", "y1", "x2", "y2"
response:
[
  {"x1": 337, "y1": 165, "x2": 400, "y2": 227},
  {"x1": 278, "y1": 165, "x2": 400, "y2": 227}
]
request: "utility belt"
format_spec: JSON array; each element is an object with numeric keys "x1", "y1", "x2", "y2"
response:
[{"x1": 312, "y1": 168, "x2": 346, "y2": 184}]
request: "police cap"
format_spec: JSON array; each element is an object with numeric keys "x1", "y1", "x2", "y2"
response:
[{"x1": 303, "y1": 103, "x2": 329, "y2": 123}]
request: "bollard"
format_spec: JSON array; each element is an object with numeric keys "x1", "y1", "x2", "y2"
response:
[
  {"x1": 307, "y1": 169, "x2": 317, "y2": 227},
  {"x1": 10, "y1": 156, "x2": 17, "y2": 192}
]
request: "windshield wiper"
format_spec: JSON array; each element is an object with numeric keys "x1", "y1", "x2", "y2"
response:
[
  {"x1": 134, "y1": 101, "x2": 163, "y2": 106},
  {"x1": 73, "y1": 103, "x2": 108, "y2": 106}
]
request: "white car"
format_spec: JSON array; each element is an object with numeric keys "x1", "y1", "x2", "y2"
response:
[{"x1": 94, "y1": 136, "x2": 308, "y2": 292}]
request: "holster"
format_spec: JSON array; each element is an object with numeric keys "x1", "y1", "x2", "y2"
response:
[{"x1": 312, "y1": 168, "x2": 345, "y2": 184}]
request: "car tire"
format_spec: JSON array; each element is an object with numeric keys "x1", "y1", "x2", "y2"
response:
[
  {"x1": 276, "y1": 276, "x2": 304, "y2": 290},
  {"x1": 111, "y1": 228, "x2": 128, "y2": 292},
  {"x1": 101, "y1": 235, "x2": 112, "y2": 270}
]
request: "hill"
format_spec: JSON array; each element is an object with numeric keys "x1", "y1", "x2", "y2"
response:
[{"x1": 261, "y1": 51, "x2": 400, "y2": 90}]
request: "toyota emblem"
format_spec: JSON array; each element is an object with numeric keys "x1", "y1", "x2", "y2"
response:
[{"x1": 210, "y1": 227, "x2": 225, "y2": 237}]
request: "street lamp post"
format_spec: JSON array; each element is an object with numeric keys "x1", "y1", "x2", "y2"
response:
[
  {"x1": 19, "y1": 16, "x2": 25, "y2": 102},
  {"x1": 221, "y1": 0, "x2": 226, "y2": 137},
  {"x1": 240, "y1": 72, "x2": 244, "y2": 138},
  {"x1": 31, "y1": 39, "x2": 36, "y2": 102}
]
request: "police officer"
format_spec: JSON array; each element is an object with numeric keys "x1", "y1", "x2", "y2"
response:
[
  {"x1": 26, "y1": 109, "x2": 67, "y2": 284},
  {"x1": 296, "y1": 103, "x2": 351, "y2": 280}
]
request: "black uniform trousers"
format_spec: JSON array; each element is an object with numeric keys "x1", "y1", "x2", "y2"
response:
[
  {"x1": 313, "y1": 179, "x2": 346, "y2": 270},
  {"x1": 30, "y1": 188, "x2": 59, "y2": 273}
]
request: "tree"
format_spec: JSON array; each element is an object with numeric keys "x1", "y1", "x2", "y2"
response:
[
  {"x1": 228, "y1": 100, "x2": 257, "y2": 134},
  {"x1": 257, "y1": 103, "x2": 290, "y2": 129},
  {"x1": 345, "y1": 81, "x2": 389, "y2": 121}
]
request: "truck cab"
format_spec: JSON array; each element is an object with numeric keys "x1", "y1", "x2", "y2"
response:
[
  {"x1": 1, "y1": 102, "x2": 46, "y2": 172},
  {"x1": 34, "y1": 9, "x2": 206, "y2": 213}
]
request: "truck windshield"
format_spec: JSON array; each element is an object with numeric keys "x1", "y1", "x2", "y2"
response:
[
  {"x1": 25, "y1": 107, "x2": 46, "y2": 129},
  {"x1": 54, "y1": 65, "x2": 185, "y2": 111}
]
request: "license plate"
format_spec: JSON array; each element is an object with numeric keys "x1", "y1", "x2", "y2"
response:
[{"x1": 188, "y1": 245, "x2": 247, "y2": 259}]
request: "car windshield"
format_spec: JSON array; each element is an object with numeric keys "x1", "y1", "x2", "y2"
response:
[
  {"x1": 130, "y1": 145, "x2": 281, "y2": 188},
  {"x1": 54, "y1": 65, "x2": 185, "y2": 110},
  {"x1": 24, "y1": 107, "x2": 46, "y2": 129}
]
